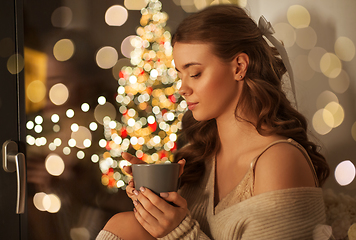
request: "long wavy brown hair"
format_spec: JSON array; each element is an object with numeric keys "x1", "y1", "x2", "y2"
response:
[{"x1": 172, "y1": 5, "x2": 329, "y2": 187}]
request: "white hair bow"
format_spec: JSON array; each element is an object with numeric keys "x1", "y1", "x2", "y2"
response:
[{"x1": 258, "y1": 15, "x2": 297, "y2": 108}]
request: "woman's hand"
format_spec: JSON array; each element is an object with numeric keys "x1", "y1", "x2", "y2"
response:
[{"x1": 133, "y1": 186, "x2": 188, "y2": 238}]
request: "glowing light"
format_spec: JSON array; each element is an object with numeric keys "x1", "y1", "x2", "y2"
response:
[
  {"x1": 53, "y1": 39, "x2": 74, "y2": 61},
  {"x1": 66, "y1": 109, "x2": 75, "y2": 118},
  {"x1": 71, "y1": 123, "x2": 79, "y2": 132},
  {"x1": 34, "y1": 125, "x2": 43, "y2": 133},
  {"x1": 51, "y1": 114, "x2": 60, "y2": 123},
  {"x1": 295, "y1": 27, "x2": 317, "y2": 50},
  {"x1": 71, "y1": 126, "x2": 92, "y2": 149},
  {"x1": 49, "y1": 83, "x2": 69, "y2": 105},
  {"x1": 287, "y1": 5, "x2": 310, "y2": 29},
  {"x1": 45, "y1": 154, "x2": 65, "y2": 176},
  {"x1": 99, "y1": 139, "x2": 107, "y2": 148},
  {"x1": 43, "y1": 194, "x2": 61, "y2": 213},
  {"x1": 70, "y1": 228, "x2": 90, "y2": 240},
  {"x1": 26, "y1": 121, "x2": 34, "y2": 130},
  {"x1": 63, "y1": 147, "x2": 71, "y2": 155},
  {"x1": 320, "y1": 53, "x2": 342, "y2": 78},
  {"x1": 121, "y1": 35, "x2": 135, "y2": 58},
  {"x1": 124, "y1": 0, "x2": 149, "y2": 10},
  {"x1": 94, "y1": 102, "x2": 117, "y2": 125},
  {"x1": 91, "y1": 154, "x2": 99, "y2": 163},
  {"x1": 33, "y1": 192, "x2": 47, "y2": 211},
  {"x1": 51, "y1": 6, "x2": 72, "y2": 28},
  {"x1": 68, "y1": 139, "x2": 76, "y2": 147},
  {"x1": 54, "y1": 138, "x2": 62, "y2": 146},
  {"x1": 117, "y1": 180, "x2": 125, "y2": 188},
  {"x1": 334, "y1": 36, "x2": 355, "y2": 61},
  {"x1": 328, "y1": 70, "x2": 350, "y2": 94},
  {"x1": 26, "y1": 135, "x2": 35, "y2": 145},
  {"x1": 308, "y1": 47, "x2": 327, "y2": 73},
  {"x1": 312, "y1": 109, "x2": 332, "y2": 135},
  {"x1": 316, "y1": 91, "x2": 338, "y2": 110},
  {"x1": 180, "y1": 0, "x2": 197, "y2": 12},
  {"x1": 127, "y1": 118, "x2": 135, "y2": 126},
  {"x1": 7, "y1": 53, "x2": 24, "y2": 74},
  {"x1": 105, "y1": 5, "x2": 128, "y2": 26},
  {"x1": 273, "y1": 23, "x2": 296, "y2": 48},
  {"x1": 324, "y1": 102, "x2": 344, "y2": 128},
  {"x1": 147, "y1": 115, "x2": 155, "y2": 124},
  {"x1": 96, "y1": 46, "x2": 118, "y2": 69},
  {"x1": 81, "y1": 103, "x2": 90, "y2": 112},
  {"x1": 89, "y1": 122, "x2": 98, "y2": 131},
  {"x1": 335, "y1": 160, "x2": 356, "y2": 186},
  {"x1": 77, "y1": 151, "x2": 85, "y2": 159},
  {"x1": 27, "y1": 80, "x2": 46, "y2": 103}
]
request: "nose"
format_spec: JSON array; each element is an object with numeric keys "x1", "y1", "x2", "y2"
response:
[{"x1": 178, "y1": 79, "x2": 192, "y2": 97}]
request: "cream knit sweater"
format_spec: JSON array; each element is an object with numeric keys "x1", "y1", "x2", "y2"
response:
[{"x1": 96, "y1": 139, "x2": 326, "y2": 240}]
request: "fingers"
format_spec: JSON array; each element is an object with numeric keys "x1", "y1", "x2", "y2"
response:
[
  {"x1": 160, "y1": 192, "x2": 187, "y2": 209},
  {"x1": 177, "y1": 159, "x2": 186, "y2": 177},
  {"x1": 135, "y1": 187, "x2": 165, "y2": 217},
  {"x1": 126, "y1": 179, "x2": 137, "y2": 200},
  {"x1": 122, "y1": 152, "x2": 145, "y2": 164}
]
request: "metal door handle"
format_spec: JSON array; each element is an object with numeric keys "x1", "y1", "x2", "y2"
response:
[{"x1": 2, "y1": 140, "x2": 26, "y2": 214}]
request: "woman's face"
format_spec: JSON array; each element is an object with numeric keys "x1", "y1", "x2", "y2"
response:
[{"x1": 173, "y1": 43, "x2": 243, "y2": 122}]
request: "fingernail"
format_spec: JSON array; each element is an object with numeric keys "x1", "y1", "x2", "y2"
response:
[
  {"x1": 140, "y1": 187, "x2": 145, "y2": 192},
  {"x1": 133, "y1": 200, "x2": 138, "y2": 206},
  {"x1": 133, "y1": 208, "x2": 137, "y2": 213},
  {"x1": 160, "y1": 192, "x2": 169, "y2": 198},
  {"x1": 133, "y1": 190, "x2": 139, "y2": 196}
]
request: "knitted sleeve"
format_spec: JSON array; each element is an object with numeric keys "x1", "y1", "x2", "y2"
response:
[
  {"x1": 95, "y1": 230, "x2": 123, "y2": 240},
  {"x1": 158, "y1": 214, "x2": 211, "y2": 240}
]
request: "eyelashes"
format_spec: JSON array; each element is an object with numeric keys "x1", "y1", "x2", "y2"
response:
[{"x1": 190, "y1": 73, "x2": 201, "y2": 78}]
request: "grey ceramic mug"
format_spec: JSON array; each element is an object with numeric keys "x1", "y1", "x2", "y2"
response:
[{"x1": 132, "y1": 163, "x2": 180, "y2": 195}]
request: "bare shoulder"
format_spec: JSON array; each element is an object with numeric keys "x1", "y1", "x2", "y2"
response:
[{"x1": 253, "y1": 142, "x2": 316, "y2": 196}]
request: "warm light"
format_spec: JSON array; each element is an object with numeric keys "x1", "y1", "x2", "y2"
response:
[
  {"x1": 81, "y1": 103, "x2": 90, "y2": 112},
  {"x1": 121, "y1": 35, "x2": 135, "y2": 58},
  {"x1": 51, "y1": 114, "x2": 60, "y2": 123},
  {"x1": 96, "y1": 46, "x2": 118, "y2": 69},
  {"x1": 91, "y1": 154, "x2": 99, "y2": 163},
  {"x1": 70, "y1": 228, "x2": 90, "y2": 240},
  {"x1": 320, "y1": 53, "x2": 342, "y2": 78},
  {"x1": 43, "y1": 194, "x2": 61, "y2": 213},
  {"x1": 273, "y1": 23, "x2": 296, "y2": 48},
  {"x1": 33, "y1": 192, "x2": 47, "y2": 211},
  {"x1": 105, "y1": 5, "x2": 128, "y2": 26},
  {"x1": 7, "y1": 53, "x2": 24, "y2": 74},
  {"x1": 71, "y1": 126, "x2": 92, "y2": 149},
  {"x1": 66, "y1": 109, "x2": 75, "y2": 118},
  {"x1": 26, "y1": 121, "x2": 34, "y2": 130},
  {"x1": 89, "y1": 122, "x2": 98, "y2": 131},
  {"x1": 49, "y1": 83, "x2": 69, "y2": 105},
  {"x1": 45, "y1": 154, "x2": 65, "y2": 176},
  {"x1": 308, "y1": 47, "x2": 327, "y2": 73},
  {"x1": 334, "y1": 36, "x2": 355, "y2": 62},
  {"x1": 324, "y1": 102, "x2": 344, "y2": 128},
  {"x1": 335, "y1": 160, "x2": 356, "y2": 186},
  {"x1": 51, "y1": 6, "x2": 72, "y2": 28},
  {"x1": 312, "y1": 109, "x2": 332, "y2": 135},
  {"x1": 287, "y1": 5, "x2": 310, "y2": 29},
  {"x1": 124, "y1": 0, "x2": 148, "y2": 10},
  {"x1": 77, "y1": 151, "x2": 85, "y2": 159},
  {"x1": 94, "y1": 102, "x2": 117, "y2": 124},
  {"x1": 328, "y1": 70, "x2": 350, "y2": 94},
  {"x1": 27, "y1": 80, "x2": 46, "y2": 103},
  {"x1": 295, "y1": 27, "x2": 317, "y2": 50},
  {"x1": 316, "y1": 91, "x2": 338, "y2": 110},
  {"x1": 53, "y1": 39, "x2": 74, "y2": 61}
]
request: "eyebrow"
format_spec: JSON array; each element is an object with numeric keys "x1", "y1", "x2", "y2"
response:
[{"x1": 175, "y1": 62, "x2": 201, "y2": 72}]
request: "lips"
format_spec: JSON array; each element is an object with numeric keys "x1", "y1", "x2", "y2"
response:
[{"x1": 186, "y1": 102, "x2": 198, "y2": 110}]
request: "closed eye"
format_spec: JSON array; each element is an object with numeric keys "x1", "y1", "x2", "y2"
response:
[{"x1": 190, "y1": 73, "x2": 201, "y2": 78}]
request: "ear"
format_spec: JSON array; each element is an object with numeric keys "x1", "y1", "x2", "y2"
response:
[{"x1": 233, "y1": 53, "x2": 249, "y2": 81}]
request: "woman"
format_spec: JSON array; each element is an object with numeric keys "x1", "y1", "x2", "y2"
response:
[{"x1": 97, "y1": 4, "x2": 329, "y2": 240}]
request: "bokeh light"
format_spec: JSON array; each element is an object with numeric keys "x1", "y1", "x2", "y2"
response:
[
  {"x1": 316, "y1": 90, "x2": 338, "y2": 110},
  {"x1": 70, "y1": 227, "x2": 90, "y2": 240},
  {"x1": 320, "y1": 53, "x2": 342, "y2": 78},
  {"x1": 308, "y1": 47, "x2": 327, "y2": 72},
  {"x1": 7, "y1": 53, "x2": 24, "y2": 74},
  {"x1": 121, "y1": 36, "x2": 136, "y2": 58},
  {"x1": 71, "y1": 126, "x2": 92, "y2": 149},
  {"x1": 323, "y1": 102, "x2": 344, "y2": 128},
  {"x1": 96, "y1": 46, "x2": 118, "y2": 69},
  {"x1": 312, "y1": 109, "x2": 332, "y2": 135},
  {"x1": 33, "y1": 192, "x2": 47, "y2": 211},
  {"x1": 27, "y1": 80, "x2": 46, "y2": 103},
  {"x1": 49, "y1": 83, "x2": 69, "y2": 105},
  {"x1": 287, "y1": 5, "x2": 311, "y2": 29},
  {"x1": 43, "y1": 194, "x2": 61, "y2": 213},
  {"x1": 180, "y1": 0, "x2": 197, "y2": 13},
  {"x1": 53, "y1": 39, "x2": 75, "y2": 61},
  {"x1": 334, "y1": 36, "x2": 355, "y2": 62},
  {"x1": 335, "y1": 160, "x2": 356, "y2": 186},
  {"x1": 295, "y1": 26, "x2": 317, "y2": 50},
  {"x1": 94, "y1": 102, "x2": 117, "y2": 124},
  {"x1": 124, "y1": 0, "x2": 149, "y2": 10},
  {"x1": 45, "y1": 154, "x2": 65, "y2": 176},
  {"x1": 105, "y1": 5, "x2": 128, "y2": 26},
  {"x1": 51, "y1": 6, "x2": 73, "y2": 28},
  {"x1": 328, "y1": 70, "x2": 350, "y2": 93},
  {"x1": 273, "y1": 23, "x2": 296, "y2": 48}
]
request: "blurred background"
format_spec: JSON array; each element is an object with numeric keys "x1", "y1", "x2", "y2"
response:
[{"x1": 1, "y1": 0, "x2": 356, "y2": 239}]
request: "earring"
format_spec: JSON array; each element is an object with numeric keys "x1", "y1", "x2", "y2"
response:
[{"x1": 240, "y1": 75, "x2": 243, "y2": 78}]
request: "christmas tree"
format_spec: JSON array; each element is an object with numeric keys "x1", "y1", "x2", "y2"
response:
[{"x1": 99, "y1": 0, "x2": 186, "y2": 190}]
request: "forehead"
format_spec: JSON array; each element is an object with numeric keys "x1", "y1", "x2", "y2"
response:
[{"x1": 173, "y1": 43, "x2": 215, "y2": 65}]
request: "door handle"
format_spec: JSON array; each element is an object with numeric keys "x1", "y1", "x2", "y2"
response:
[{"x1": 2, "y1": 140, "x2": 26, "y2": 214}]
